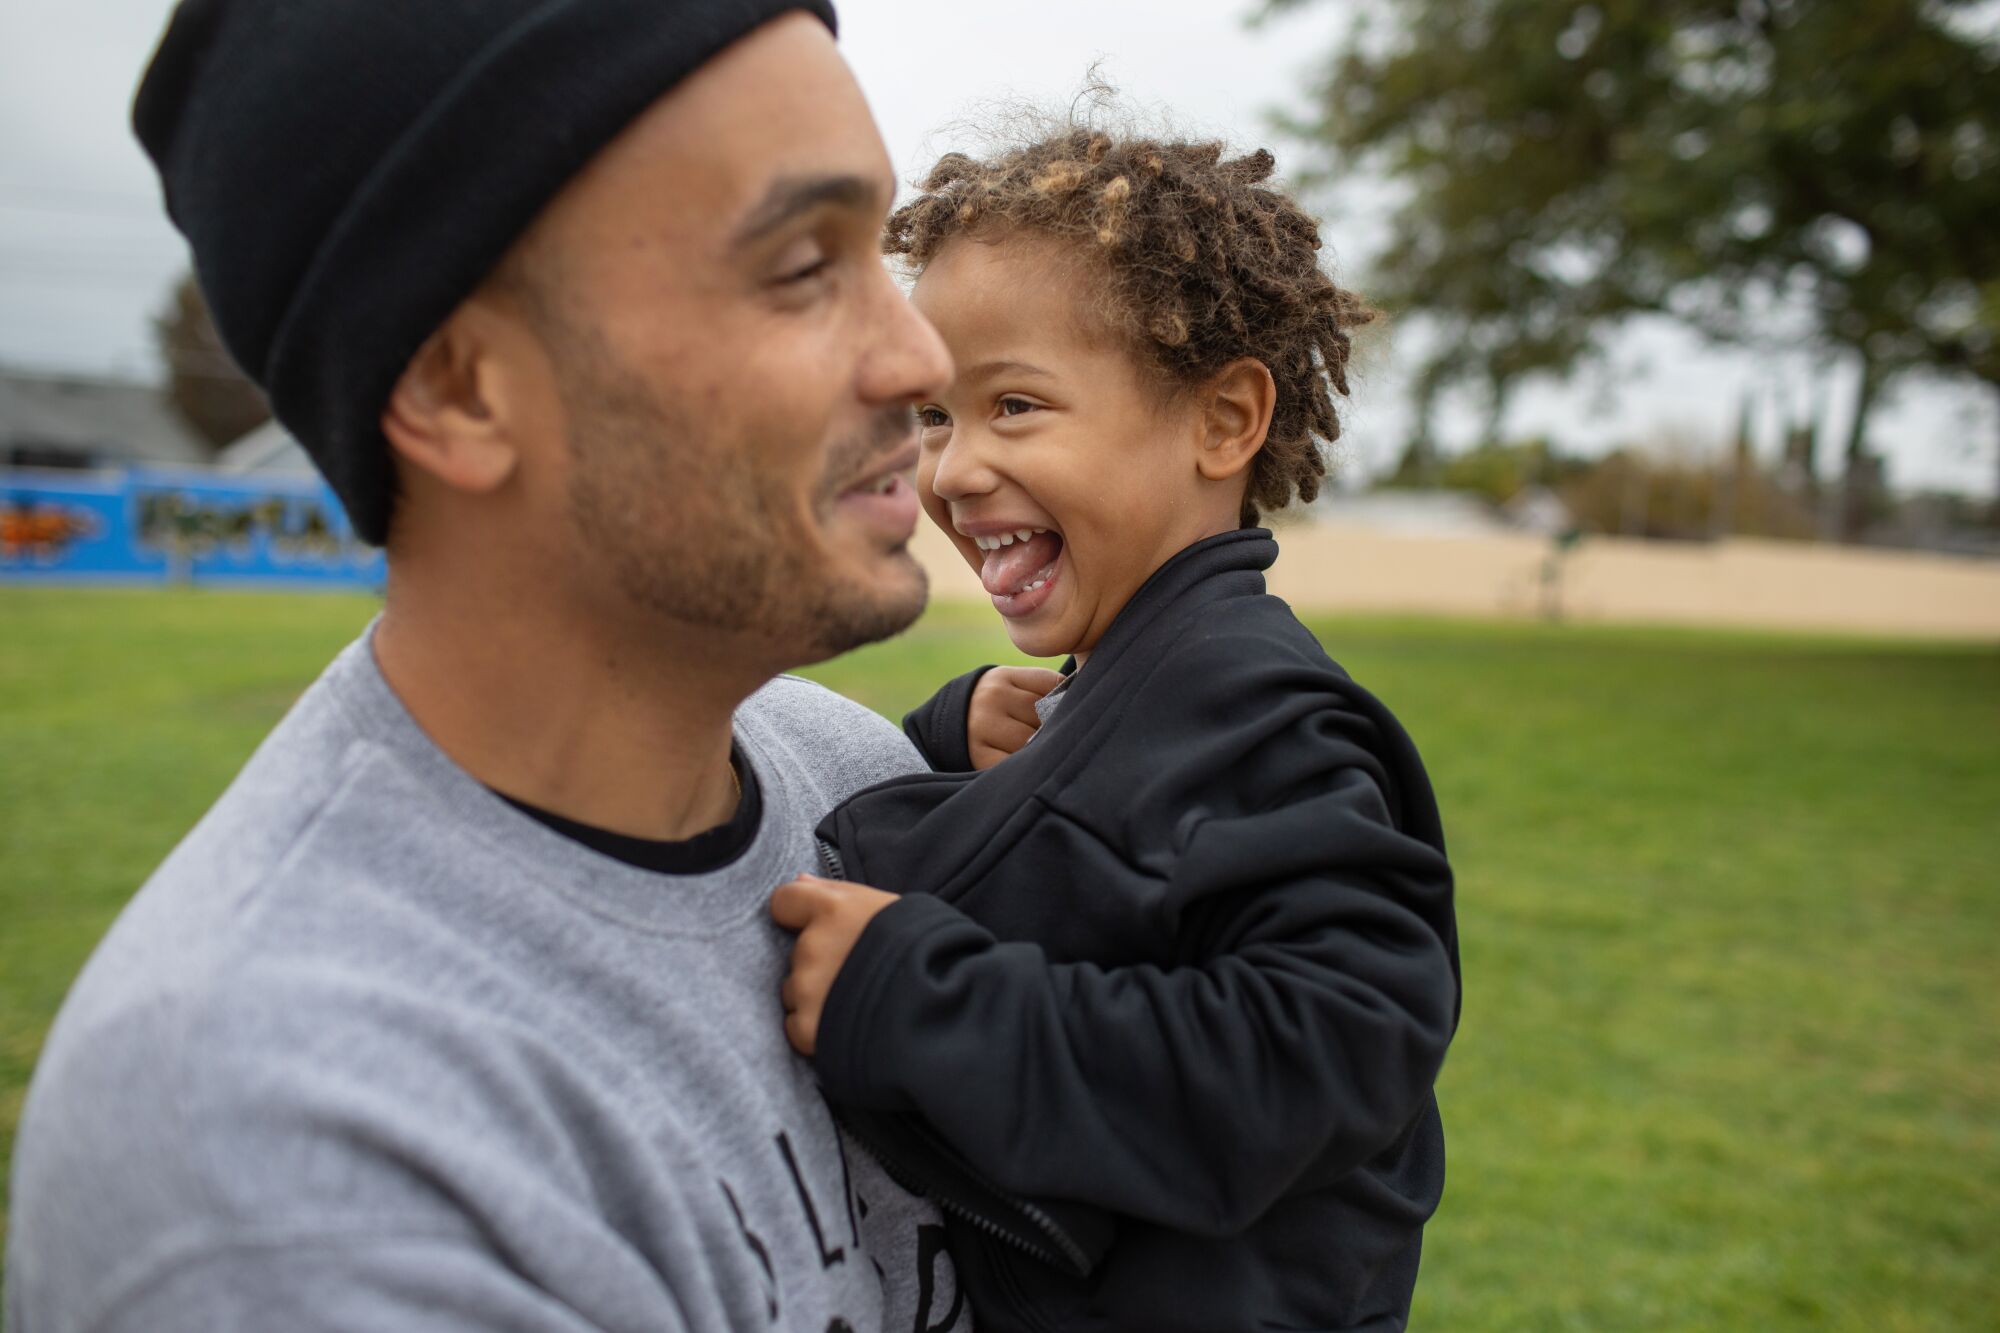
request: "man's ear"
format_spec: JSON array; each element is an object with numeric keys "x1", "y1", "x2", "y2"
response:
[
  {"x1": 380, "y1": 306, "x2": 522, "y2": 496},
  {"x1": 1195, "y1": 357, "x2": 1276, "y2": 483}
]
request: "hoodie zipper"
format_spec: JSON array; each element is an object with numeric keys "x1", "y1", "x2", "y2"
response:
[
  {"x1": 814, "y1": 836, "x2": 847, "y2": 881},
  {"x1": 811, "y1": 835, "x2": 1093, "y2": 1278},
  {"x1": 835, "y1": 1107, "x2": 1068, "y2": 1269},
  {"x1": 834, "y1": 1117, "x2": 1065, "y2": 1333}
]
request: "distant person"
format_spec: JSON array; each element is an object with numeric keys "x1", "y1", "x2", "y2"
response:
[
  {"x1": 5, "y1": 3, "x2": 969, "y2": 1330},
  {"x1": 770, "y1": 130, "x2": 1461, "y2": 1331}
]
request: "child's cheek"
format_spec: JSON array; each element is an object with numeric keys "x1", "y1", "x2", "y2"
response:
[{"x1": 917, "y1": 481, "x2": 951, "y2": 533}]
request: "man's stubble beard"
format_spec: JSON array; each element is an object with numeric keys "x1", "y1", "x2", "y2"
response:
[{"x1": 554, "y1": 328, "x2": 928, "y2": 664}]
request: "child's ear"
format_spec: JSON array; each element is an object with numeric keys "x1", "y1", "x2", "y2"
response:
[
  {"x1": 380, "y1": 305, "x2": 524, "y2": 497},
  {"x1": 1194, "y1": 357, "x2": 1276, "y2": 483}
]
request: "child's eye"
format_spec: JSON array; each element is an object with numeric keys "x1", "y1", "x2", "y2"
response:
[
  {"x1": 916, "y1": 405, "x2": 951, "y2": 429},
  {"x1": 998, "y1": 397, "x2": 1038, "y2": 417}
]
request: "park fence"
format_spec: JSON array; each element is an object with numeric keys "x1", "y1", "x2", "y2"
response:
[
  {"x1": 0, "y1": 466, "x2": 382, "y2": 589},
  {"x1": 905, "y1": 517, "x2": 2000, "y2": 641}
]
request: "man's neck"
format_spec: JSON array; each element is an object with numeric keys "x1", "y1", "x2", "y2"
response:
[{"x1": 371, "y1": 579, "x2": 767, "y2": 843}]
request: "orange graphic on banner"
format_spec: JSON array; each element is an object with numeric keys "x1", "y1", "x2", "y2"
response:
[{"x1": 1, "y1": 501, "x2": 99, "y2": 559}]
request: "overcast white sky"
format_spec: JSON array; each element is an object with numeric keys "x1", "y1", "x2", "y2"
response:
[{"x1": 1, "y1": 0, "x2": 1992, "y2": 497}]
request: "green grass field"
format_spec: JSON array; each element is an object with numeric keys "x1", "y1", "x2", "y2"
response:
[{"x1": 3, "y1": 586, "x2": 1996, "y2": 1329}]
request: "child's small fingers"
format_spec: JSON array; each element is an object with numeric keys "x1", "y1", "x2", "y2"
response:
[
  {"x1": 768, "y1": 878, "x2": 825, "y2": 928},
  {"x1": 1012, "y1": 667, "x2": 1065, "y2": 697},
  {"x1": 972, "y1": 725, "x2": 1038, "y2": 770},
  {"x1": 784, "y1": 1008, "x2": 817, "y2": 1056},
  {"x1": 989, "y1": 665, "x2": 1058, "y2": 697},
  {"x1": 992, "y1": 712, "x2": 1040, "y2": 740},
  {"x1": 788, "y1": 930, "x2": 830, "y2": 972},
  {"x1": 1003, "y1": 693, "x2": 1047, "y2": 727}
]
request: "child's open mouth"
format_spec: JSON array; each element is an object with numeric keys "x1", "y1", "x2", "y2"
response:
[{"x1": 974, "y1": 527, "x2": 1063, "y2": 619}]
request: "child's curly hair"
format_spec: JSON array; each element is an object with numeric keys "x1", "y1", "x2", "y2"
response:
[{"x1": 884, "y1": 129, "x2": 1376, "y2": 527}]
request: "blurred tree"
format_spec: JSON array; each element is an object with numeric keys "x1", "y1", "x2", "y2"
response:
[
  {"x1": 1560, "y1": 445, "x2": 1818, "y2": 539},
  {"x1": 154, "y1": 272, "x2": 270, "y2": 450},
  {"x1": 1267, "y1": 0, "x2": 2000, "y2": 532},
  {"x1": 1388, "y1": 434, "x2": 1588, "y2": 501}
]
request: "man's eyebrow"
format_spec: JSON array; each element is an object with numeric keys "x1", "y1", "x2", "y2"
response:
[{"x1": 729, "y1": 174, "x2": 885, "y2": 249}]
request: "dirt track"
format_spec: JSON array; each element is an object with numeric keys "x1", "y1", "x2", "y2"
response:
[{"x1": 910, "y1": 521, "x2": 2000, "y2": 641}]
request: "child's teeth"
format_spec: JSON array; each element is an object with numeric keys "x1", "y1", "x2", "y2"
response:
[{"x1": 970, "y1": 527, "x2": 1052, "y2": 551}]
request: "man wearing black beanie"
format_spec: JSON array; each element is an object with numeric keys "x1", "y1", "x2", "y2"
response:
[{"x1": 5, "y1": 4, "x2": 969, "y2": 1331}]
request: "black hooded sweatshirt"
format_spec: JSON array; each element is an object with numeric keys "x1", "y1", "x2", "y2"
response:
[{"x1": 812, "y1": 529, "x2": 1460, "y2": 1333}]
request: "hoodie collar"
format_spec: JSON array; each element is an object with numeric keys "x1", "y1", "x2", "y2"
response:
[{"x1": 1053, "y1": 527, "x2": 1277, "y2": 714}]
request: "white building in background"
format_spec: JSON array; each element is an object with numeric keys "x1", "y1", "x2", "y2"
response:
[
  {"x1": 1314, "y1": 489, "x2": 1520, "y2": 537},
  {"x1": 215, "y1": 419, "x2": 315, "y2": 476},
  {"x1": 0, "y1": 370, "x2": 208, "y2": 472},
  {"x1": 1312, "y1": 486, "x2": 1578, "y2": 539}
]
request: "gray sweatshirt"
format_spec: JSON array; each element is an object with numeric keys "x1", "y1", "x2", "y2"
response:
[{"x1": 5, "y1": 631, "x2": 967, "y2": 1333}]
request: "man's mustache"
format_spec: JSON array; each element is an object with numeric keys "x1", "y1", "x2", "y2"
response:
[{"x1": 821, "y1": 405, "x2": 920, "y2": 498}]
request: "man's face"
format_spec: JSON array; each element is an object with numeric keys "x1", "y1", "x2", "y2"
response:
[{"x1": 501, "y1": 14, "x2": 951, "y2": 667}]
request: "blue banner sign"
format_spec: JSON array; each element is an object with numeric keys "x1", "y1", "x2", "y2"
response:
[{"x1": 0, "y1": 467, "x2": 383, "y2": 588}]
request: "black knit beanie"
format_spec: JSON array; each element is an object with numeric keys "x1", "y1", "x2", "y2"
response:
[{"x1": 134, "y1": 0, "x2": 839, "y2": 546}]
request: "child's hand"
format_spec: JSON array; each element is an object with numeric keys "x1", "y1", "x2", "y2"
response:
[
  {"x1": 769, "y1": 875, "x2": 899, "y2": 1056},
  {"x1": 967, "y1": 666, "x2": 1065, "y2": 770}
]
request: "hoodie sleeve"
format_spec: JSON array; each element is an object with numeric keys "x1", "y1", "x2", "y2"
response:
[
  {"x1": 814, "y1": 700, "x2": 1458, "y2": 1238},
  {"x1": 899, "y1": 666, "x2": 993, "y2": 773}
]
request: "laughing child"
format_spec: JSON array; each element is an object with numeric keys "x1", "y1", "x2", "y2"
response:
[{"x1": 771, "y1": 130, "x2": 1460, "y2": 1333}]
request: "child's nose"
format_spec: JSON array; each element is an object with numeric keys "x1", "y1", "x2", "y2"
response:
[{"x1": 926, "y1": 429, "x2": 1000, "y2": 503}]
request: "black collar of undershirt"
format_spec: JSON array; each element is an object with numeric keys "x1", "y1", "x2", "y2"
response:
[{"x1": 494, "y1": 744, "x2": 763, "y2": 876}]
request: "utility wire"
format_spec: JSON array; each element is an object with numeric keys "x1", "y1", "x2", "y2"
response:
[{"x1": 0, "y1": 182, "x2": 161, "y2": 210}]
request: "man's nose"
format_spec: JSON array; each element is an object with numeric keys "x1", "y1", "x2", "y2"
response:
[{"x1": 857, "y1": 264, "x2": 952, "y2": 406}]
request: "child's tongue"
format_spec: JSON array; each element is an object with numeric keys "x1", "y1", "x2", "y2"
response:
[{"x1": 980, "y1": 530, "x2": 1063, "y2": 596}]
